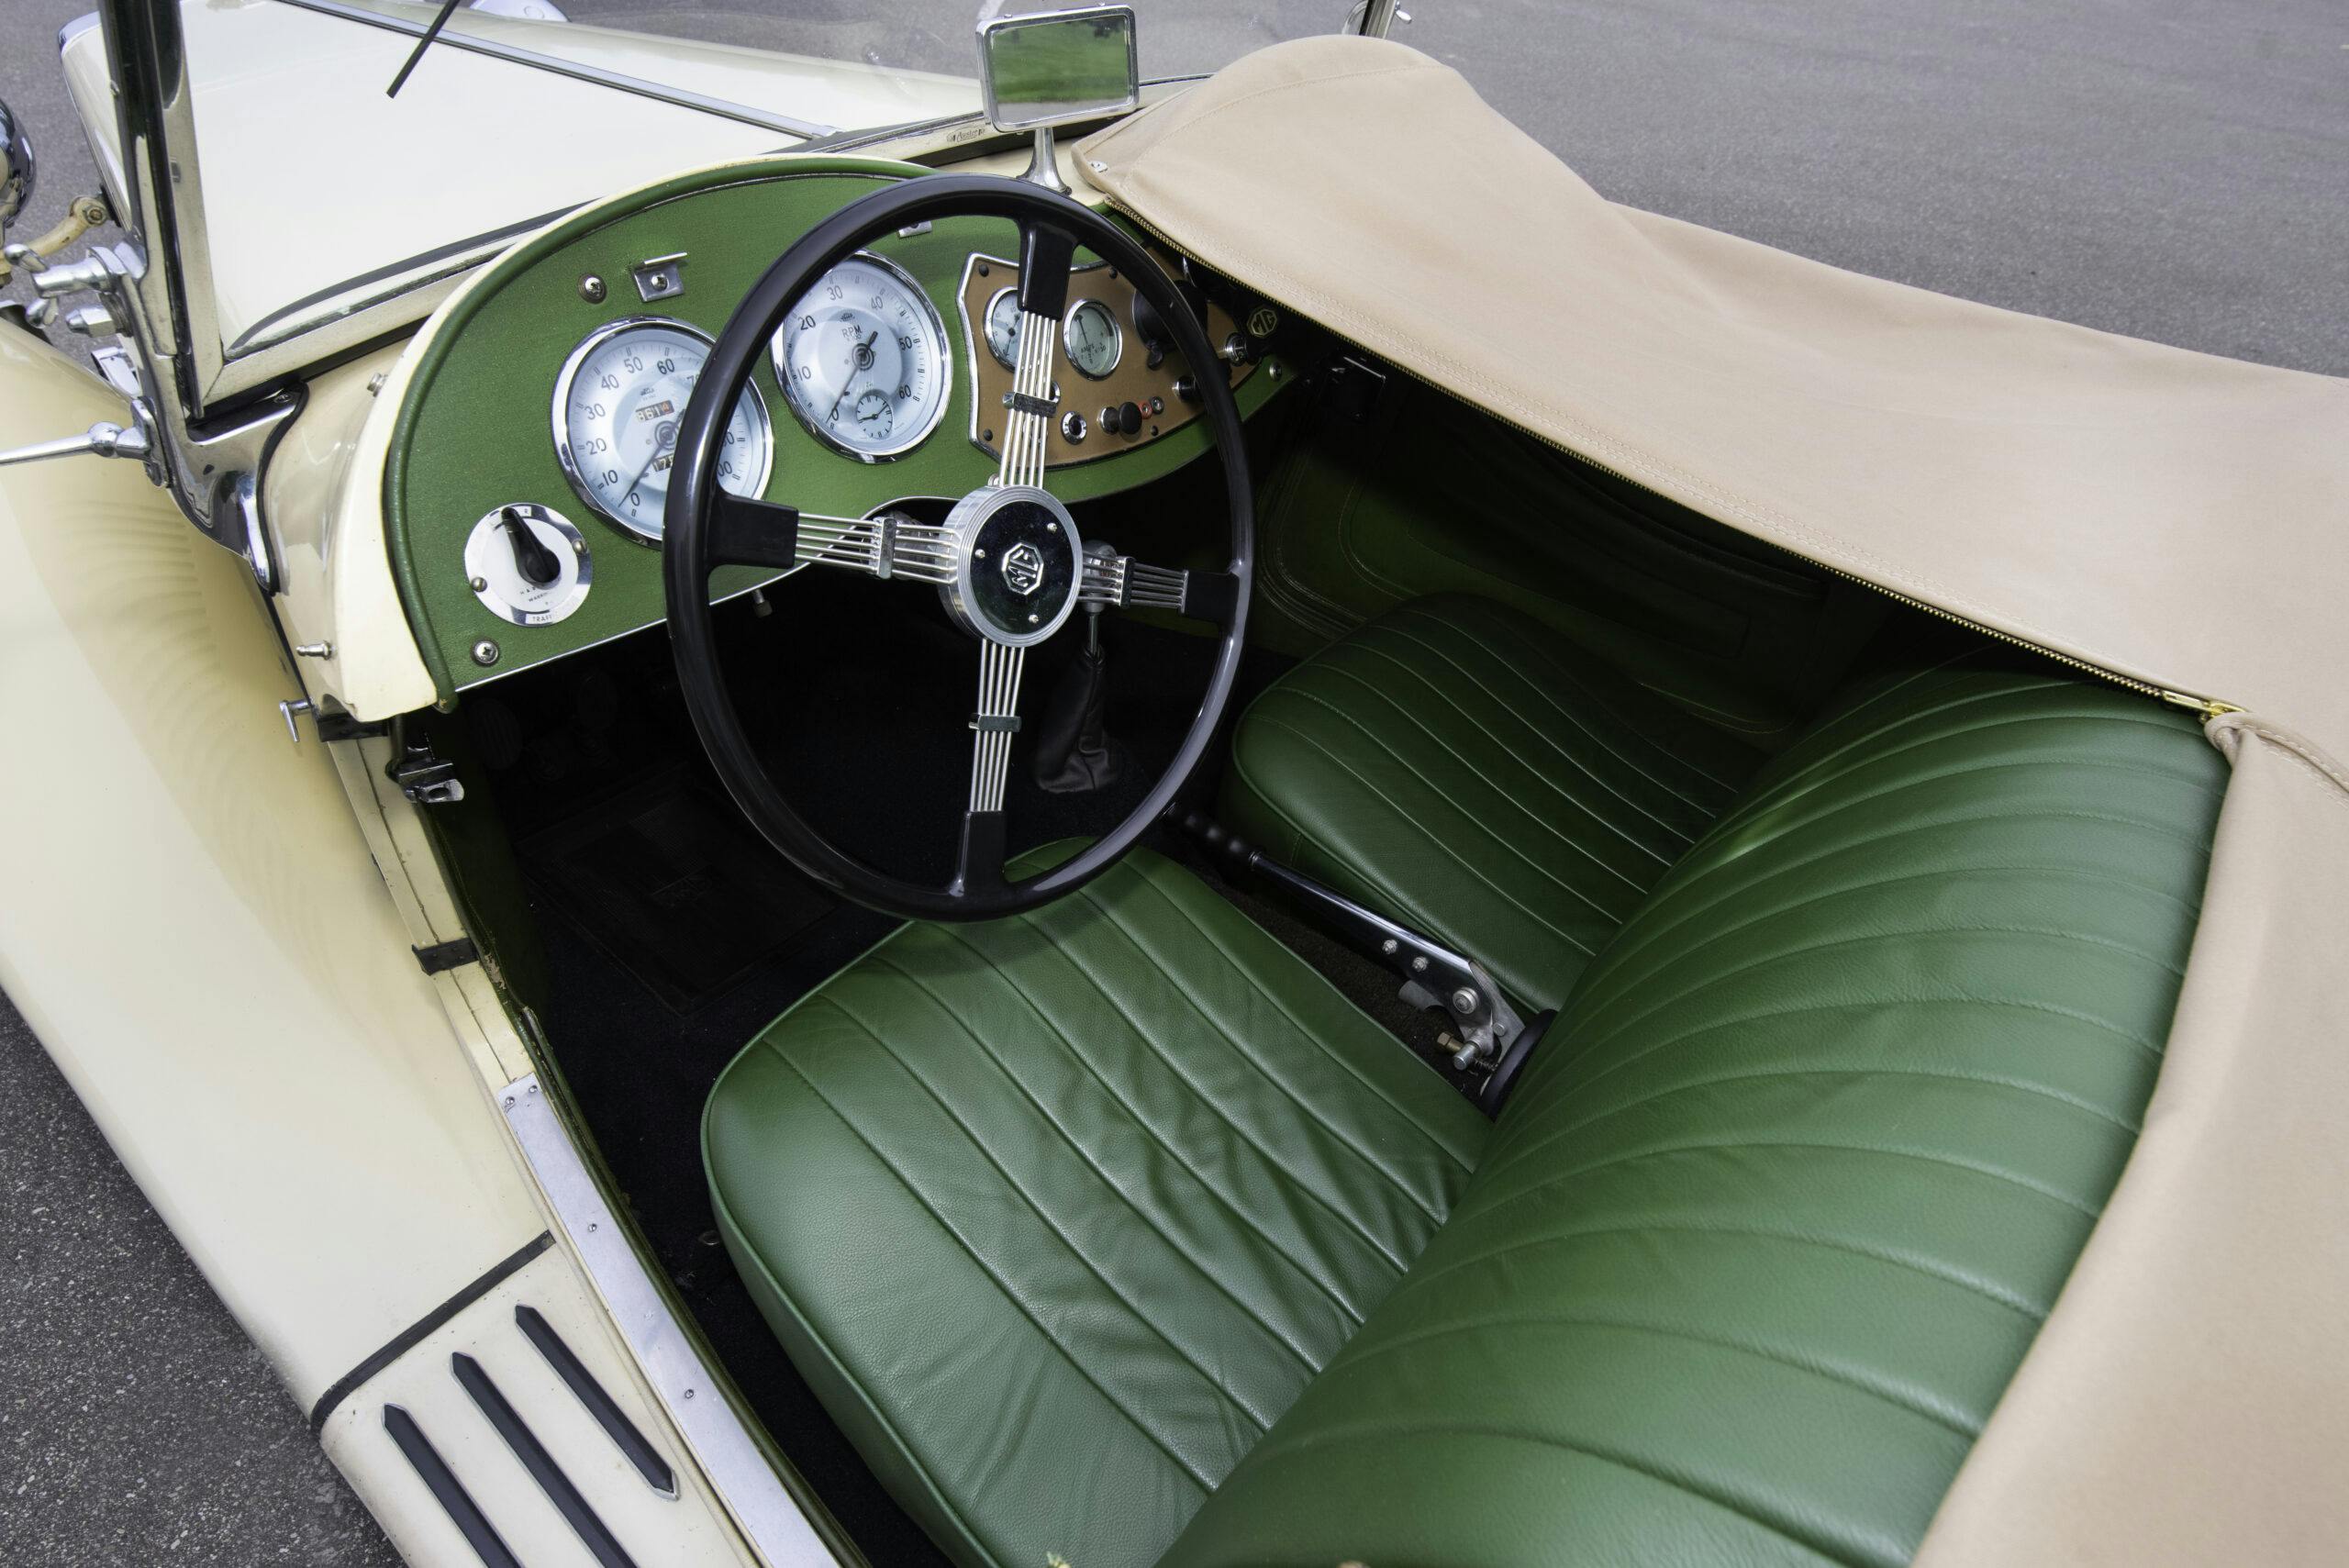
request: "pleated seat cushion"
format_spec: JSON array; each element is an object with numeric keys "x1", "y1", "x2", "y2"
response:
[
  {"x1": 1160, "y1": 649, "x2": 2229, "y2": 1567},
  {"x1": 703, "y1": 848, "x2": 1490, "y2": 1568},
  {"x1": 1223, "y1": 593, "x2": 1765, "y2": 1013}
]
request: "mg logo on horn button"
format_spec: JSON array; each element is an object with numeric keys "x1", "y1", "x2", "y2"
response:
[{"x1": 999, "y1": 541, "x2": 1047, "y2": 596}]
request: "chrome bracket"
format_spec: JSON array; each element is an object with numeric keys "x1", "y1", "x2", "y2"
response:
[
  {"x1": 1019, "y1": 126, "x2": 1072, "y2": 195},
  {"x1": 629, "y1": 251, "x2": 686, "y2": 302}
]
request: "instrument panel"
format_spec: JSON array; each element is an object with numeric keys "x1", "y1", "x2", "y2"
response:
[
  {"x1": 956, "y1": 253, "x2": 1260, "y2": 468},
  {"x1": 384, "y1": 160, "x2": 1289, "y2": 699}
]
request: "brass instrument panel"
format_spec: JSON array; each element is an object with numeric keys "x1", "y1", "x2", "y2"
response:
[{"x1": 955, "y1": 249, "x2": 1261, "y2": 469}]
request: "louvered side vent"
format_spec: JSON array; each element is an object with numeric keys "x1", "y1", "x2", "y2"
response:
[{"x1": 384, "y1": 1304, "x2": 680, "y2": 1568}]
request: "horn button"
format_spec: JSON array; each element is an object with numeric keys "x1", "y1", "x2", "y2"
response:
[{"x1": 941, "y1": 484, "x2": 1084, "y2": 647}]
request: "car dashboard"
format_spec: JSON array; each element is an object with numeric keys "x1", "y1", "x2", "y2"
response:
[{"x1": 383, "y1": 156, "x2": 1282, "y2": 697}]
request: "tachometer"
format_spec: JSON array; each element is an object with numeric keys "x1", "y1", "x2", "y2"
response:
[
  {"x1": 553, "y1": 317, "x2": 771, "y2": 543},
  {"x1": 774, "y1": 253, "x2": 950, "y2": 461}
]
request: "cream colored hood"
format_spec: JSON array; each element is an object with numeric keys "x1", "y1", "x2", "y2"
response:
[{"x1": 1079, "y1": 37, "x2": 2349, "y2": 1566}]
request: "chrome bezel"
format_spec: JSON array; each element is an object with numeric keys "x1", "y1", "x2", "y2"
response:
[
  {"x1": 769, "y1": 250, "x2": 952, "y2": 464},
  {"x1": 1061, "y1": 297, "x2": 1124, "y2": 380},
  {"x1": 551, "y1": 315, "x2": 774, "y2": 545},
  {"x1": 940, "y1": 484, "x2": 1085, "y2": 650},
  {"x1": 464, "y1": 503, "x2": 595, "y2": 627},
  {"x1": 981, "y1": 284, "x2": 1022, "y2": 369}
]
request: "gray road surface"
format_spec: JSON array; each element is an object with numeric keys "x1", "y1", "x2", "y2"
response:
[{"x1": 2, "y1": 3, "x2": 2343, "y2": 1564}]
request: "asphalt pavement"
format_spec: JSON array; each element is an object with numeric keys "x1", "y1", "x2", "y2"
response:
[{"x1": 2, "y1": 3, "x2": 2343, "y2": 1565}]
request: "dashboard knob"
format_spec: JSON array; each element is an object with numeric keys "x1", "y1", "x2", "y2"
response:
[
  {"x1": 1112, "y1": 400, "x2": 1143, "y2": 437},
  {"x1": 1173, "y1": 376, "x2": 1200, "y2": 406},
  {"x1": 499, "y1": 504, "x2": 562, "y2": 587}
]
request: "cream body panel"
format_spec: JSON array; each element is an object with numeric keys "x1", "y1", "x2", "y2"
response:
[
  {"x1": 0, "y1": 324, "x2": 541, "y2": 1404},
  {"x1": 268, "y1": 342, "x2": 440, "y2": 724},
  {"x1": 320, "y1": 1247, "x2": 760, "y2": 1568}
]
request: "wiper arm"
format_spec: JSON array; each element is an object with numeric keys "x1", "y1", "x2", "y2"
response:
[
  {"x1": 384, "y1": 0, "x2": 463, "y2": 98},
  {"x1": 271, "y1": 0, "x2": 837, "y2": 138}
]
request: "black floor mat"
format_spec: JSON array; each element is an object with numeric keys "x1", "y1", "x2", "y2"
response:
[{"x1": 519, "y1": 771, "x2": 839, "y2": 1013}]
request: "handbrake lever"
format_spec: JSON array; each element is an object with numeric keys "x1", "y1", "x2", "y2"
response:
[{"x1": 1178, "y1": 810, "x2": 1552, "y2": 1111}]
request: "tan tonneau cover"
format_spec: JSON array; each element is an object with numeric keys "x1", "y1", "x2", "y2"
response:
[{"x1": 1080, "y1": 39, "x2": 2349, "y2": 1565}]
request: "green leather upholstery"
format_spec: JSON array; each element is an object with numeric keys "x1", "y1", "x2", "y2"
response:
[
  {"x1": 707, "y1": 610, "x2": 2227, "y2": 1568},
  {"x1": 1224, "y1": 592, "x2": 1764, "y2": 1014},
  {"x1": 1160, "y1": 649, "x2": 2227, "y2": 1568},
  {"x1": 703, "y1": 848, "x2": 1489, "y2": 1568}
]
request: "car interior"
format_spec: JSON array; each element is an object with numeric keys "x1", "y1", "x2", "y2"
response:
[{"x1": 380, "y1": 88, "x2": 2227, "y2": 1568}]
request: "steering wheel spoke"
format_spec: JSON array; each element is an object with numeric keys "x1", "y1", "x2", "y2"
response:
[
  {"x1": 966, "y1": 639, "x2": 1027, "y2": 815},
  {"x1": 796, "y1": 510, "x2": 959, "y2": 584},
  {"x1": 709, "y1": 493, "x2": 958, "y2": 584},
  {"x1": 954, "y1": 639, "x2": 1026, "y2": 894},
  {"x1": 1077, "y1": 550, "x2": 1241, "y2": 623}
]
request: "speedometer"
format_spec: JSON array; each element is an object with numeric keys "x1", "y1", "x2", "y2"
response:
[
  {"x1": 773, "y1": 253, "x2": 951, "y2": 461},
  {"x1": 553, "y1": 317, "x2": 770, "y2": 543}
]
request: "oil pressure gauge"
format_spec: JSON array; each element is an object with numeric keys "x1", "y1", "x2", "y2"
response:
[{"x1": 1062, "y1": 298, "x2": 1122, "y2": 379}]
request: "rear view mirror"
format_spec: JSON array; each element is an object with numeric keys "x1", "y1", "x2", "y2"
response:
[{"x1": 976, "y1": 3, "x2": 1140, "y2": 133}]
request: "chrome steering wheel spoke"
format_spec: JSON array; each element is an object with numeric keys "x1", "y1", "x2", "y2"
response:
[
  {"x1": 956, "y1": 639, "x2": 1027, "y2": 894},
  {"x1": 796, "y1": 510, "x2": 958, "y2": 584},
  {"x1": 1076, "y1": 549, "x2": 1241, "y2": 623},
  {"x1": 707, "y1": 492, "x2": 956, "y2": 584}
]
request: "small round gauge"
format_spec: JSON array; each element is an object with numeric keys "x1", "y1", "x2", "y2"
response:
[
  {"x1": 553, "y1": 317, "x2": 771, "y2": 543},
  {"x1": 1062, "y1": 298, "x2": 1122, "y2": 380},
  {"x1": 774, "y1": 253, "x2": 951, "y2": 462},
  {"x1": 983, "y1": 286, "x2": 1023, "y2": 370}
]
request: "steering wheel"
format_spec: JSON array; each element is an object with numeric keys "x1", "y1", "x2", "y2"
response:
[{"x1": 663, "y1": 173, "x2": 1252, "y2": 921}]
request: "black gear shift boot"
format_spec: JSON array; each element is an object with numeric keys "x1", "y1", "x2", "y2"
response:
[{"x1": 1033, "y1": 635, "x2": 1125, "y2": 794}]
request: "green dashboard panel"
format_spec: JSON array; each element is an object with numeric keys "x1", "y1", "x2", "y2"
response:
[{"x1": 386, "y1": 155, "x2": 1282, "y2": 700}]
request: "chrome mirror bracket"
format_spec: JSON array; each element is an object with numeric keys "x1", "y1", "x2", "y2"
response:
[{"x1": 1019, "y1": 127, "x2": 1072, "y2": 195}]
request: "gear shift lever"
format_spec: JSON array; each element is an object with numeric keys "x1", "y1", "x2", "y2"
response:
[{"x1": 1032, "y1": 540, "x2": 1126, "y2": 794}]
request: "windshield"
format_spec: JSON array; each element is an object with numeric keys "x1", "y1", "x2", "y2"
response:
[
  {"x1": 540, "y1": 1, "x2": 1338, "y2": 87},
  {"x1": 175, "y1": 1, "x2": 1354, "y2": 366}
]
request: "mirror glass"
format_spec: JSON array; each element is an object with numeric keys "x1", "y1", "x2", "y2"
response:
[{"x1": 977, "y1": 4, "x2": 1140, "y2": 131}]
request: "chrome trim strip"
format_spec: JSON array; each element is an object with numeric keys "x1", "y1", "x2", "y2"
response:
[
  {"x1": 265, "y1": 0, "x2": 836, "y2": 140},
  {"x1": 498, "y1": 1073, "x2": 840, "y2": 1568}
]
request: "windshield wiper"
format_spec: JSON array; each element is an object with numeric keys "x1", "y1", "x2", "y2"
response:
[
  {"x1": 384, "y1": 0, "x2": 463, "y2": 98},
  {"x1": 271, "y1": 0, "x2": 837, "y2": 138}
]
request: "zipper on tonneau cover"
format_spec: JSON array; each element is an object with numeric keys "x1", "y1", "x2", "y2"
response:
[{"x1": 1107, "y1": 199, "x2": 2245, "y2": 723}]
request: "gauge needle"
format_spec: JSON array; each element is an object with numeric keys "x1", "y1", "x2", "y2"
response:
[
  {"x1": 622, "y1": 428, "x2": 670, "y2": 500},
  {"x1": 830, "y1": 328, "x2": 879, "y2": 420}
]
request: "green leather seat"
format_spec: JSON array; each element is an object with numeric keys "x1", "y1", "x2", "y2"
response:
[
  {"x1": 1162, "y1": 646, "x2": 2227, "y2": 1567},
  {"x1": 707, "y1": 610, "x2": 2226, "y2": 1568},
  {"x1": 703, "y1": 848, "x2": 1490, "y2": 1568},
  {"x1": 1223, "y1": 592, "x2": 1765, "y2": 1013}
]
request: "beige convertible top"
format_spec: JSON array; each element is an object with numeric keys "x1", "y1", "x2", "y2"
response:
[{"x1": 1080, "y1": 38, "x2": 2349, "y2": 1565}]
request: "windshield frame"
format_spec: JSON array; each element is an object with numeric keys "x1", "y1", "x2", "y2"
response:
[{"x1": 89, "y1": 0, "x2": 1397, "y2": 417}]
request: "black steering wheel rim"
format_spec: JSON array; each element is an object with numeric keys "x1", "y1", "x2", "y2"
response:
[{"x1": 663, "y1": 172, "x2": 1253, "y2": 921}]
